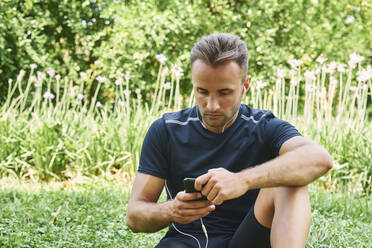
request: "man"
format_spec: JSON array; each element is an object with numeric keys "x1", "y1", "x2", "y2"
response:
[{"x1": 126, "y1": 33, "x2": 333, "y2": 248}]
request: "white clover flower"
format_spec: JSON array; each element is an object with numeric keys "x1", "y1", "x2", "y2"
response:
[
  {"x1": 316, "y1": 54, "x2": 327, "y2": 64},
  {"x1": 30, "y1": 64, "x2": 37, "y2": 70},
  {"x1": 55, "y1": 74, "x2": 61, "y2": 81},
  {"x1": 80, "y1": 72, "x2": 88, "y2": 80},
  {"x1": 124, "y1": 90, "x2": 131, "y2": 97},
  {"x1": 118, "y1": 100, "x2": 125, "y2": 107},
  {"x1": 82, "y1": 20, "x2": 87, "y2": 27},
  {"x1": 77, "y1": 94, "x2": 84, "y2": 100},
  {"x1": 348, "y1": 52, "x2": 364, "y2": 68},
  {"x1": 47, "y1": 68, "x2": 55, "y2": 77},
  {"x1": 17, "y1": 70, "x2": 26, "y2": 81},
  {"x1": 288, "y1": 59, "x2": 303, "y2": 69},
  {"x1": 96, "y1": 101, "x2": 102, "y2": 107},
  {"x1": 8, "y1": 79, "x2": 13, "y2": 84},
  {"x1": 81, "y1": 107, "x2": 87, "y2": 113},
  {"x1": 164, "y1": 82, "x2": 171, "y2": 90},
  {"x1": 304, "y1": 70, "x2": 316, "y2": 81},
  {"x1": 289, "y1": 69, "x2": 296, "y2": 77},
  {"x1": 276, "y1": 69, "x2": 286, "y2": 78},
  {"x1": 345, "y1": 16, "x2": 355, "y2": 24},
  {"x1": 135, "y1": 89, "x2": 141, "y2": 95},
  {"x1": 34, "y1": 81, "x2": 42, "y2": 88},
  {"x1": 96, "y1": 76, "x2": 107, "y2": 83},
  {"x1": 105, "y1": 20, "x2": 110, "y2": 25},
  {"x1": 172, "y1": 66, "x2": 184, "y2": 79},
  {"x1": 155, "y1": 54, "x2": 167, "y2": 64},
  {"x1": 337, "y1": 63, "x2": 346, "y2": 73},
  {"x1": 356, "y1": 68, "x2": 372, "y2": 82},
  {"x1": 115, "y1": 77, "x2": 123, "y2": 86},
  {"x1": 43, "y1": 92, "x2": 55, "y2": 99},
  {"x1": 256, "y1": 46, "x2": 262, "y2": 52}
]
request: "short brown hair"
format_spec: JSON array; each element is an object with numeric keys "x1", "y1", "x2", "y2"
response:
[{"x1": 191, "y1": 33, "x2": 249, "y2": 77}]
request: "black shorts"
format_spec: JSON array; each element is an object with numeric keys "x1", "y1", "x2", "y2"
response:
[{"x1": 155, "y1": 203, "x2": 271, "y2": 248}]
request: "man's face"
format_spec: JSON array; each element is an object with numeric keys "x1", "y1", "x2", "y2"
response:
[{"x1": 191, "y1": 59, "x2": 250, "y2": 133}]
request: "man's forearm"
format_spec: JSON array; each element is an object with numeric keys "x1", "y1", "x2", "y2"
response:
[
  {"x1": 126, "y1": 200, "x2": 172, "y2": 233},
  {"x1": 240, "y1": 144, "x2": 333, "y2": 190}
]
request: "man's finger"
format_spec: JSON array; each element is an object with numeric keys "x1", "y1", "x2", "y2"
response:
[
  {"x1": 195, "y1": 173, "x2": 211, "y2": 191},
  {"x1": 178, "y1": 191, "x2": 203, "y2": 201}
]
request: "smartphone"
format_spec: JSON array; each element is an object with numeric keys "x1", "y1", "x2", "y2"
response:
[{"x1": 183, "y1": 178, "x2": 207, "y2": 200}]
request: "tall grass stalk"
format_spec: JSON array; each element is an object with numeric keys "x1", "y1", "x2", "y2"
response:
[{"x1": 0, "y1": 59, "x2": 371, "y2": 190}]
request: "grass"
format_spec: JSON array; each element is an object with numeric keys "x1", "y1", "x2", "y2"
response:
[{"x1": 0, "y1": 178, "x2": 370, "y2": 248}]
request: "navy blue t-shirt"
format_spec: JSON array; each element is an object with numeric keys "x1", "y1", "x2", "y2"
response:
[{"x1": 138, "y1": 104, "x2": 301, "y2": 235}]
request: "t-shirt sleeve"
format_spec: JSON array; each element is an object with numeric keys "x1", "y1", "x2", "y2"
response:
[
  {"x1": 137, "y1": 118, "x2": 169, "y2": 179},
  {"x1": 263, "y1": 116, "x2": 302, "y2": 157}
]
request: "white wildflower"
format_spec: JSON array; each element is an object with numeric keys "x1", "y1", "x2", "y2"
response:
[
  {"x1": 115, "y1": 77, "x2": 123, "y2": 86},
  {"x1": 288, "y1": 59, "x2": 303, "y2": 69},
  {"x1": 96, "y1": 76, "x2": 107, "y2": 83},
  {"x1": 164, "y1": 82, "x2": 171, "y2": 90},
  {"x1": 316, "y1": 54, "x2": 327, "y2": 64},
  {"x1": 330, "y1": 77, "x2": 338, "y2": 86},
  {"x1": 291, "y1": 77, "x2": 301, "y2": 86},
  {"x1": 124, "y1": 90, "x2": 131, "y2": 97},
  {"x1": 118, "y1": 100, "x2": 125, "y2": 107},
  {"x1": 17, "y1": 70, "x2": 26, "y2": 82},
  {"x1": 30, "y1": 76, "x2": 37, "y2": 83},
  {"x1": 172, "y1": 66, "x2": 184, "y2": 79},
  {"x1": 155, "y1": 54, "x2": 167, "y2": 64},
  {"x1": 337, "y1": 63, "x2": 346, "y2": 73},
  {"x1": 304, "y1": 70, "x2": 316, "y2": 81},
  {"x1": 161, "y1": 67, "x2": 169, "y2": 78},
  {"x1": 30, "y1": 64, "x2": 37, "y2": 70},
  {"x1": 8, "y1": 79, "x2": 13, "y2": 84},
  {"x1": 348, "y1": 53, "x2": 364, "y2": 68},
  {"x1": 345, "y1": 16, "x2": 355, "y2": 24},
  {"x1": 356, "y1": 68, "x2": 372, "y2": 82},
  {"x1": 43, "y1": 92, "x2": 55, "y2": 99},
  {"x1": 47, "y1": 68, "x2": 55, "y2": 77},
  {"x1": 135, "y1": 89, "x2": 141, "y2": 95},
  {"x1": 55, "y1": 74, "x2": 61, "y2": 81},
  {"x1": 276, "y1": 69, "x2": 286, "y2": 78},
  {"x1": 96, "y1": 101, "x2": 102, "y2": 107},
  {"x1": 256, "y1": 47, "x2": 262, "y2": 52},
  {"x1": 124, "y1": 70, "x2": 131, "y2": 81},
  {"x1": 37, "y1": 71, "x2": 46, "y2": 80},
  {"x1": 350, "y1": 86, "x2": 358, "y2": 93},
  {"x1": 80, "y1": 72, "x2": 88, "y2": 80},
  {"x1": 77, "y1": 94, "x2": 84, "y2": 100},
  {"x1": 256, "y1": 81, "x2": 267, "y2": 90}
]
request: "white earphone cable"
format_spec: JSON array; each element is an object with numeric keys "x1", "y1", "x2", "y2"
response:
[{"x1": 165, "y1": 181, "x2": 208, "y2": 248}]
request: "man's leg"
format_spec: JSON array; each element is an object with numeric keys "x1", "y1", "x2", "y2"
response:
[{"x1": 254, "y1": 185, "x2": 311, "y2": 248}]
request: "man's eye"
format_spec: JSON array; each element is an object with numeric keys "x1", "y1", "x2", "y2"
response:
[
  {"x1": 197, "y1": 89, "x2": 208, "y2": 95},
  {"x1": 220, "y1": 91, "x2": 231, "y2": 95}
]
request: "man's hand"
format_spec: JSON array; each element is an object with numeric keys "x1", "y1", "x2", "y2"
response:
[
  {"x1": 168, "y1": 191, "x2": 215, "y2": 224},
  {"x1": 195, "y1": 168, "x2": 248, "y2": 205}
]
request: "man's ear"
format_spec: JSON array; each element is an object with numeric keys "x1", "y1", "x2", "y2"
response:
[{"x1": 243, "y1": 76, "x2": 251, "y2": 93}]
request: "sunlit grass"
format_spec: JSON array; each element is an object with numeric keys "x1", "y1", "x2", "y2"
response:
[{"x1": 0, "y1": 178, "x2": 370, "y2": 247}]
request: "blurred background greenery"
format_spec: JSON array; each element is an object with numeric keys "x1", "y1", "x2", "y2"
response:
[{"x1": 0, "y1": 0, "x2": 371, "y2": 103}]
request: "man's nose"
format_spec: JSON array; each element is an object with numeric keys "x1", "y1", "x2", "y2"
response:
[{"x1": 206, "y1": 96, "x2": 220, "y2": 112}]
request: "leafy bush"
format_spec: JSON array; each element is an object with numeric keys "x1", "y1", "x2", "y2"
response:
[{"x1": 1, "y1": 0, "x2": 371, "y2": 103}]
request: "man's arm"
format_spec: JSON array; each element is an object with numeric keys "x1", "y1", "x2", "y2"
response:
[
  {"x1": 195, "y1": 136, "x2": 333, "y2": 205},
  {"x1": 126, "y1": 173, "x2": 215, "y2": 233}
]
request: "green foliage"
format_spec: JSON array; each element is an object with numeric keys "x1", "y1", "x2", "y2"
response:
[
  {"x1": 1, "y1": 0, "x2": 371, "y2": 102},
  {"x1": 0, "y1": 180, "x2": 370, "y2": 247}
]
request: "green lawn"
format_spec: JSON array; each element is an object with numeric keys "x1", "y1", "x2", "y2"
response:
[{"x1": 0, "y1": 178, "x2": 370, "y2": 248}]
